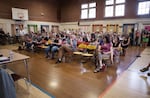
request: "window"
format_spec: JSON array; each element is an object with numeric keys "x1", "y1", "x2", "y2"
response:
[
  {"x1": 105, "y1": 0, "x2": 125, "y2": 17},
  {"x1": 89, "y1": 2, "x2": 96, "y2": 8},
  {"x1": 115, "y1": 5, "x2": 125, "y2": 16},
  {"x1": 81, "y1": 2, "x2": 96, "y2": 19},
  {"x1": 81, "y1": 4, "x2": 88, "y2": 9},
  {"x1": 116, "y1": 0, "x2": 125, "y2": 4},
  {"x1": 106, "y1": 0, "x2": 114, "y2": 5},
  {"x1": 105, "y1": 6, "x2": 114, "y2": 17},
  {"x1": 81, "y1": 9, "x2": 88, "y2": 19},
  {"x1": 138, "y1": 1, "x2": 150, "y2": 15},
  {"x1": 89, "y1": 8, "x2": 96, "y2": 18}
]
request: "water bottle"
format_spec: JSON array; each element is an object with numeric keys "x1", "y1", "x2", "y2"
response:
[{"x1": 9, "y1": 51, "x2": 14, "y2": 60}]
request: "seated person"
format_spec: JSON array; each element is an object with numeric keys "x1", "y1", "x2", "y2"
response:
[
  {"x1": 44, "y1": 37, "x2": 51, "y2": 58},
  {"x1": 98, "y1": 35, "x2": 104, "y2": 45},
  {"x1": 82, "y1": 35, "x2": 89, "y2": 42},
  {"x1": 45, "y1": 34, "x2": 62, "y2": 59},
  {"x1": 77, "y1": 36, "x2": 90, "y2": 52},
  {"x1": 24, "y1": 34, "x2": 33, "y2": 50},
  {"x1": 50, "y1": 35, "x2": 62, "y2": 59},
  {"x1": 78, "y1": 43, "x2": 88, "y2": 52},
  {"x1": 55, "y1": 35, "x2": 77, "y2": 63},
  {"x1": 32, "y1": 33, "x2": 44, "y2": 51},
  {"x1": 94, "y1": 35, "x2": 112, "y2": 73},
  {"x1": 86, "y1": 36, "x2": 97, "y2": 53}
]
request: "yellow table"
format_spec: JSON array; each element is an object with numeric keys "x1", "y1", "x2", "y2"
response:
[{"x1": 38, "y1": 45, "x2": 48, "y2": 49}]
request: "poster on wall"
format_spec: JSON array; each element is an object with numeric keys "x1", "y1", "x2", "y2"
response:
[
  {"x1": 27, "y1": 24, "x2": 38, "y2": 33},
  {"x1": 106, "y1": 24, "x2": 119, "y2": 33},
  {"x1": 145, "y1": 26, "x2": 150, "y2": 32},
  {"x1": 79, "y1": 25, "x2": 90, "y2": 33},
  {"x1": 92, "y1": 24, "x2": 103, "y2": 33}
]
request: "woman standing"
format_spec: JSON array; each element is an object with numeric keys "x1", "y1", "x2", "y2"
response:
[{"x1": 121, "y1": 34, "x2": 130, "y2": 56}]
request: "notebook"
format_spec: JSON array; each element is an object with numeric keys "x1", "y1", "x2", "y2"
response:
[{"x1": 0, "y1": 57, "x2": 10, "y2": 62}]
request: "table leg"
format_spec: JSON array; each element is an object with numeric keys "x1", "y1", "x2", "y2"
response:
[{"x1": 23, "y1": 59, "x2": 31, "y2": 85}]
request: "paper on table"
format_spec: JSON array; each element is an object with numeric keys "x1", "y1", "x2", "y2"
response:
[{"x1": 0, "y1": 57, "x2": 10, "y2": 62}]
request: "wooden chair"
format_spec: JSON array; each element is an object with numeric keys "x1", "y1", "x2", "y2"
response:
[
  {"x1": 62, "y1": 52, "x2": 73, "y2": 63},
  {"x1": 113, "y1": 47, "x2": 122, "y2": 63}
]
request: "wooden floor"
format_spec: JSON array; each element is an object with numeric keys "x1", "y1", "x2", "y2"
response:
[
  {"x1": 102, "y1": 47, "x2": 150, "y2": 98},
  {"x1": 1, "y1": 45, "x2": 148, "y2": 98},
  {"x1": 16, "y1": 79, "x2": 52, "y2": 98},
  {"x1": 4, "y1": 68, "x2": 53, "y2": 98}
]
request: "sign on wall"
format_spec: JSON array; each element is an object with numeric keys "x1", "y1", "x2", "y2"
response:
[{"x1": 145, "y1": 26, "x2": 150, "y2": 31}]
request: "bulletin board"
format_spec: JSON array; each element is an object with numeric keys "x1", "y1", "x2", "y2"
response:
[{"x1": 106, "y1": 24, "x2": 119, "y2": 33}]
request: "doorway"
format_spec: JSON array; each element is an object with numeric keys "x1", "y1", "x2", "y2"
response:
[{"x1": 123, "y1": 24, "x2": 135, "y2": 34}]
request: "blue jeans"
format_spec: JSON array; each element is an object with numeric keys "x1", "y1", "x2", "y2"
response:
[
  {"x1": 51, "y1": 46, "x2": 59, "y2": 58},
  {"x1": 45, "y1": 46, "x2": 51, "y2": 57}
]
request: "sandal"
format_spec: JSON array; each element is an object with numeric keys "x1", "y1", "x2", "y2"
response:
[{"x1": 140, "y1": 67, "x2": 149, "y2": 72}]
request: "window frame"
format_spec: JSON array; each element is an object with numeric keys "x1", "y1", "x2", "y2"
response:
[
  {"x1": 115, "y1": 4, "x2": 125, "y2": 16},
  {"x1": 104, "y1": 0, "x2": 126, "y2": 17},
  {"x1": 137, "y1": 1, "x2": 150, "y2": 15},
  {"x1": 81, "y1": 2, "x2": 96, "y2": 19}
]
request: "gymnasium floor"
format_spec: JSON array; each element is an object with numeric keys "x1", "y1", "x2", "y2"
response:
[
  {"x1": 0, "y1": 44, "x2": 150, "y2": 98},
  {"x1": 102, "y1": 47, "x2": 150, "y2": 98}
]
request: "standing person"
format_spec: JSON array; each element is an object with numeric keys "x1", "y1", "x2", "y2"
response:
[
  {"x1": 0, "y1": 28, "x2": 7, "y2": 45},
  {"x1": 135, "y1": 29, "x2": 140, "y2": 46},
  {"x1": 19, "y1": 25, "x2": 28, "y2": 49},
  {"x1": 112, "y1": 35, "x2": 121, "y2": 63},
  {"x1": 129, "y1": 28, "x2": 134, "y2": 46},
  {"x1": 121, "y1": 34, "x2": 130, "y2": 56},
  {"x1": 15, "y1": 29, "x2": 20, "y2": 43}
]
